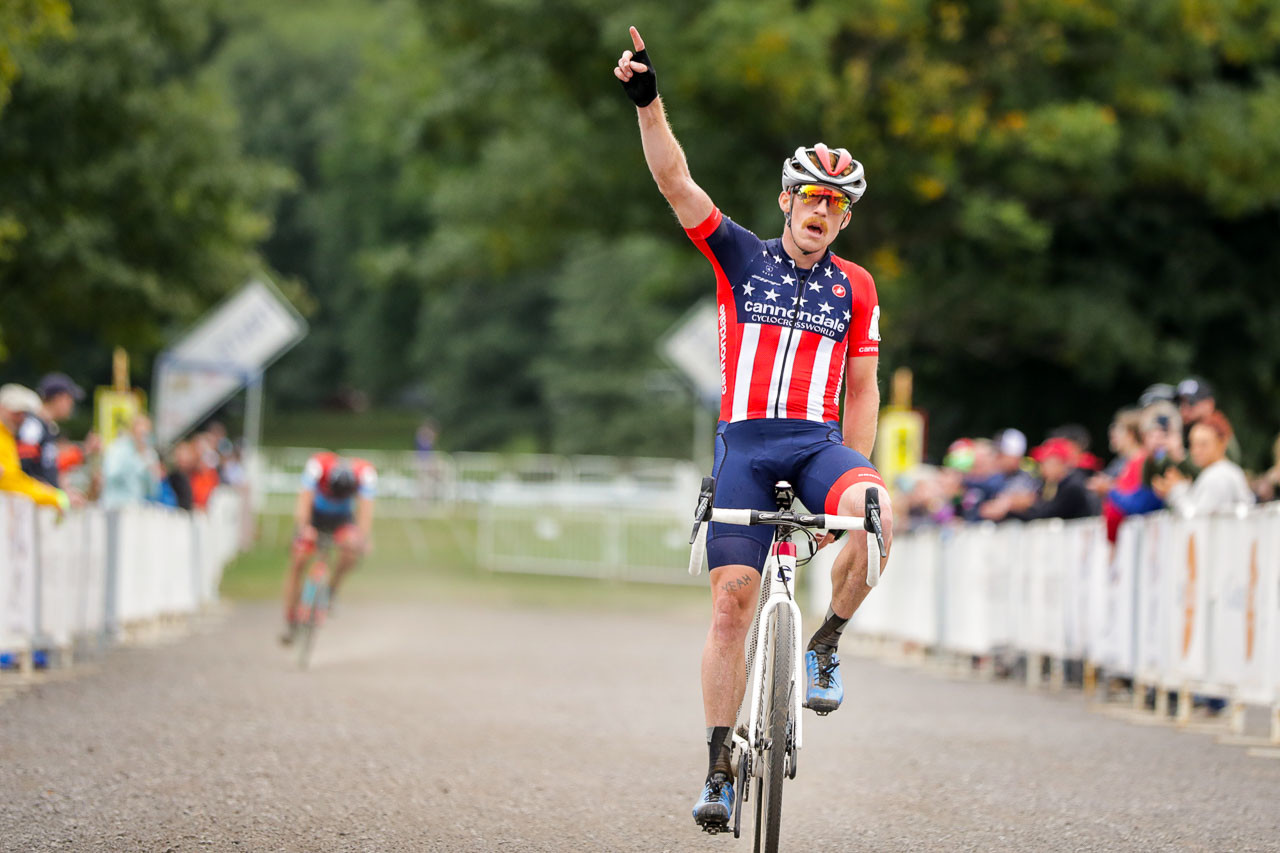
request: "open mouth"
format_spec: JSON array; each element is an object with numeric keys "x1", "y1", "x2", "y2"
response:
[{"x1": 803, "y1": 218, "x2": 826, "y2": 238}]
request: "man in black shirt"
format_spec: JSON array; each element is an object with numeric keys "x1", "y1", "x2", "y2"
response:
[{"x1": 17, "y1": 373, "x2": 84, "y2": 487}]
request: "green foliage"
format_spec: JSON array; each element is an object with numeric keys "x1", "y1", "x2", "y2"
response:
[
  {"x1": 0, "y1": 0, "x2": 286, "y2": 375},
  {"x1": 11, "y1": 0, "x2": 1279, "y2": 464}
]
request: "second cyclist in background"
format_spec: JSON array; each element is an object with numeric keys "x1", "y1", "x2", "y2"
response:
[{"x1": 279, "y1": 451, "x2": 377, "y2": 645}]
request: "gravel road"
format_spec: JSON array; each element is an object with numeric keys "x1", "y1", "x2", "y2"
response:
[{"x1": 2, "y1": 600, "x2": 1278, "y2": 852}]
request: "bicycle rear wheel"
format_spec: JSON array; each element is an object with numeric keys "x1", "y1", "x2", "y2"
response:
[{"x1": 753, "y1": 604, "x2": 793, "y2": 853}]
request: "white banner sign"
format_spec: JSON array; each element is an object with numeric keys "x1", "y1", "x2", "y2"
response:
[
  {"x1": 659, "y1": 299, "x2": 720, "y2": 407},
  {"x1": 154, "y1": 279, "x2": 305, "y2": 446}
]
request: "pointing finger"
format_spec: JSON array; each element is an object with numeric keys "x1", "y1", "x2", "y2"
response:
[{"x1": 629, "y1": 25, "x2": 645, "y2": 52}]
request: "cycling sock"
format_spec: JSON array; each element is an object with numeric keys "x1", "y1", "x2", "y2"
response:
[
  {"x1": 706, "y1": 725, "x2": 732, "y2": 779},
  {"x1": 808, "y1": 606, "x2": 848, "y2": 652}
]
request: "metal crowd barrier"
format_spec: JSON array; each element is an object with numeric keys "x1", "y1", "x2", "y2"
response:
[
  {"x1": 813, "y1": 504, "x2": 1280, "y2": 740},
  {"x1": 0, "y1": 488, "x2": 243, "y2": 672},
  {"x1": 256, "y1": 447, "x2": 699, "y2": 514}
]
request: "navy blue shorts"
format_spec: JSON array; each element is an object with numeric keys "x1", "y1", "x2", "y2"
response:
[{"x1": 707, "y1": 419, "x2": 884, "y2": 574}]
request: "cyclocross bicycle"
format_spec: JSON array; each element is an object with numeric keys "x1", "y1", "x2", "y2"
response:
[
  {"x1": 687, "y1": 477, "x2": 886, "y2": 852},
  {"x1": 293, "y1": 535, "x2": 336, "y2": 670}
]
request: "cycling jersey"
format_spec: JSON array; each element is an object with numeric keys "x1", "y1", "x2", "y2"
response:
[
  {"x1": 686, "y1": 208, "x2": 880, "y2": 425},
  {"x1": 301, "y1": 452, "x2": 377, "y2": 521}
]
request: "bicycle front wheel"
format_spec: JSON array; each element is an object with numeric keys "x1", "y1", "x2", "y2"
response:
[
  {"x1": 754, "y1": 604, "x2": 793, "y2": 853},
  {"x1": 296, "y1": 578, "x2": 327, "y2": 670}
]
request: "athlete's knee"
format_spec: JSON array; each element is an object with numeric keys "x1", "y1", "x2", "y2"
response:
[
  {"x1": 709, "y1": 571, "x2": 757, "y2": 639},
  {"x1": 836, "y1": 485, "x2": 894, "y2": 558}
]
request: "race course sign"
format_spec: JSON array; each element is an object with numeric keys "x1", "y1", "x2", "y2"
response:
[{"x1": 153, "y1": 279, "x2": 305, "y2": 446}]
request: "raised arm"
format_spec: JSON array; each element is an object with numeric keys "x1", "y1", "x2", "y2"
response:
[{"x1": 614, "y1": 27, "x2": 714, "y2": 228}]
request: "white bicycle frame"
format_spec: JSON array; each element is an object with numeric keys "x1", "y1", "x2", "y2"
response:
[{"x1": 688, "y1": 508, "x2": 880, "y2": 764}]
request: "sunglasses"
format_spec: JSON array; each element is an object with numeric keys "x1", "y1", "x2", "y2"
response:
[{"x1": 793, "y1": 184, "x2": 853, "y2": 214}]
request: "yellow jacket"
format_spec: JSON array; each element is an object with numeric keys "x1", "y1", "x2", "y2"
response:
[{"x1": 0, "y1": 420, "x2": 65, "y2": 509}]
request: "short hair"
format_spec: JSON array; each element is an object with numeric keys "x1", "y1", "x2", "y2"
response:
[
  {"x1": 1113, "y1": 408, "x2": 1143, "y2": 445},
  {"x1": 1194, "y1": 410, "x2": 1233, "y2": 443}
]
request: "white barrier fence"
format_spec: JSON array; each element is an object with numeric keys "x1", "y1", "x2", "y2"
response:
[
  {"x1": 0, "y1": 488, "x2": 242, "y2": 669},
  {"x1": 826, "y1": 505, "x2": 1280, "y2": 719},
  {"x1": 258, "y1": 447, "x2": 699, "y2": 514}
]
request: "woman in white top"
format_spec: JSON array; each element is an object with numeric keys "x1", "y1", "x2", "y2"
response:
[{"x1": 1153, "y1": 410, "x2": 1253, "y2": 514}]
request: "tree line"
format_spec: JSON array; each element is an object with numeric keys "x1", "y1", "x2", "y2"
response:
[{"x1": 3, "y1": 0, "x2": 1279, "y2": 464}]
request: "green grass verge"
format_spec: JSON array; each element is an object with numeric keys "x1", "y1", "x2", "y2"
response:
[
  {"x1": 220, "y1": 509, "x2": 708, "y2": 614},
  {"x1": 261, "y1": 409, "x2": 429, "y2": 452}
]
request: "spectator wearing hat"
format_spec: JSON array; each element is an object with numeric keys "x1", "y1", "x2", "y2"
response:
[
  {"x1": 1154, "y1": 411, "x2": 1253, "y2": 514},
  {"x1": 1176, "y1": 376, "x2": 1241, "y2": 467},
  {"x1": 17, "y1": 372, "x2": 84, "y2": 489},
  {"x1": 992, "y1": 428, "x2": 1037, "y2": 495},
  {"x1": 981, "y1": 437, "x2": 1094, "y2": 521},
  {"x1": 0, "y1": 384, "x2": 69, "y2": 515}
]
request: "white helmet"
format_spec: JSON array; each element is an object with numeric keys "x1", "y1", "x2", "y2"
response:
[{"x1": 781, "y1": 143, "x2": 866, "y2": 203}]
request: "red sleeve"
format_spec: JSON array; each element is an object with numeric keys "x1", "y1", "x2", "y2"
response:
[
  {"x1": 683, "y1": 207, "x2": 723, "y2": 242},
  {"x1": 834, "y1": 259, "x2": 880, "y2": 358}
]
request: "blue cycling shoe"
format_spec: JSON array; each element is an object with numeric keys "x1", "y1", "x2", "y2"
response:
[
  {"x1": 803, "y1": 645, "x2": 843, "y2": 714},
  {"x1": 692, "y1": 772, "x2": 733, "y2": 829}
]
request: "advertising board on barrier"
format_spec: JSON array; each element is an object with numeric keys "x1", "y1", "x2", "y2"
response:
[
  {"x1": 0, "y1": 495, "x2": 38, "y2": 648},
  {"x1": 841, "y1": 506, "x2": 1279, "y2": 714}
]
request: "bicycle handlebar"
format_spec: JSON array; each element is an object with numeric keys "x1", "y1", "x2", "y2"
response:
[
  {"x1": 687, "y1": 478, "x2": 887, "y2": 582},
  {"x1": 707, "y1": 508, "x2": 866, "y2": 528}
]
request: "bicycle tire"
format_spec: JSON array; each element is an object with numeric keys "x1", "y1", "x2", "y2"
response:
[
  {"x1": 753, "y1": 605, "x2": 793, "y2": 853},
  {"x1": 296, "y1": 578, "x2": 326, "y2": 670}
]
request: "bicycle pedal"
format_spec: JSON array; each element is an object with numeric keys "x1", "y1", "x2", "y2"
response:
[
  {"x1": 697, "y1": 819, "x2": 730, "y2": 835},
  {"x1": 814, "y1": 709, "x2": 831, "y2": 717}
]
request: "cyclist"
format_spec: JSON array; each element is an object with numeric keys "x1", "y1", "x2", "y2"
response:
[
  {"x1": 615, "y1": 27, "x2": 895, "y2": 829},
  {"x1": 279, "y1": 451, "x2": 377, "y2": 645}
]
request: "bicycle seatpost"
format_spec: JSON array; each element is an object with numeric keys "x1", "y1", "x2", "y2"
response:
[{"x1": 864, "y1": 487, "x2": 887, "y2": 557}]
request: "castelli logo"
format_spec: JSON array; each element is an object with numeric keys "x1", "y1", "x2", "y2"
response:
[{"x1": 832, "y1": 284, "x2": 846, "y2": 298}]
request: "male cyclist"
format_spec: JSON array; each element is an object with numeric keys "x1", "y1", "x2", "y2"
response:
[
  {"x1": 279, "y1": 451, "x2": 377, "y2": 645},
  {"x1": 615, "y1": 26, "x2": 895, "y2": 830}
]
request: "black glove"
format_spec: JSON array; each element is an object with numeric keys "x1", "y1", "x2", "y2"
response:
[{"x1": 619, "y1": 48, "x2": 658, "y2": 107}]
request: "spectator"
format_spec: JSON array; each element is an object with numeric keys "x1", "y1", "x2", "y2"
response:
[
  {"x1": 992, "y1": 428, "x2": 1037, "y2": 496},
  {"x1": 902, "y1": 465, "x2": 959, "y2": 528},
  {"x1": 415, "y1": 419, "x2": 438, "y2": 457},
  {"x1": 982, "y1": 437, "x2": 1093, "y2": 521},
  {"x1": 156, "y1": 441, "x2": 196, "y2": 511},
  {"x1": 0, "y1": 384, "x2": 69, "y2": 515},
  {"x1": 1137, "y1": 383, "x2": 1177, "y2": 409},
  {"x1": 16, "y1": 372, "x2": 84, "y2": 489},
  {"x1": 1154, "y1": 411, "x2": 1253, "y2": 514},
  {"x1": 1089, "y1": 408, "x2": 1146, "y2": 542},
  {"x1": 1175, "y1": 376, "x2": 1242, "y2": 467},
  {"x1": 959, "y1": 439, "x2": 1001, "y2": 520},
  {"x1": 1252, "y1": 433, "x2": 1280, "y2": 503},
  {"x1": 101, "y1": 414, "x2": 161, "y2": 509},
  {"x1": 188, "y1": 432, "x2": 221, "y2": 510}
]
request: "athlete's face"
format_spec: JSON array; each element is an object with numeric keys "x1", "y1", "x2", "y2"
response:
[{"x1": 779, "y1": 187, "x2": 851, "y2": 255}]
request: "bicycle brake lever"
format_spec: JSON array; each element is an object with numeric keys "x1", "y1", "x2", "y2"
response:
[
  {"x1": 688, "y1": 476, "x2": 716, "y2": 544},
  {"x1": 864, "y1": 487, "x2": 887, "y2": 556}
]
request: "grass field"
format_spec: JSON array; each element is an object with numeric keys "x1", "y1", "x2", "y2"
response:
[
  {"x1": 219, "y1": 509, "x2": 709, "y2": 615},
  {"x1": 261, "y1": 409, "x2": 429, "y2": 451}
]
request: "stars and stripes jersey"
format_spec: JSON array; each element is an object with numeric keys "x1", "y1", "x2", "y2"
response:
[
  {"x1": 686, "y1": 208, "x2": 880, "y2": 424},
  {"x1": 301, "y1": 451, "x2": 377, "y2": 515}
]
